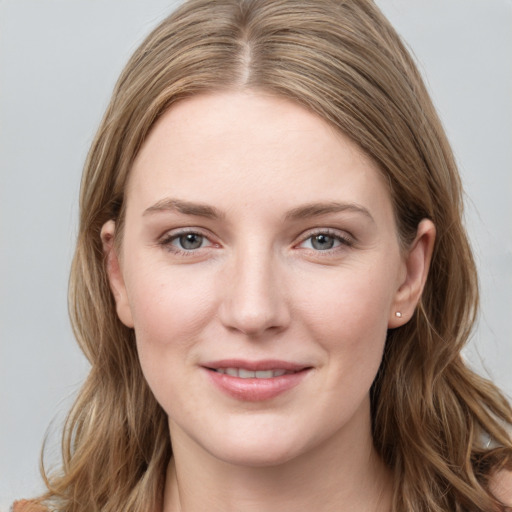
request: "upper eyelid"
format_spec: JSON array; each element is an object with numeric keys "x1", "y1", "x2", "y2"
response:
[
  {"x1": 159, "y1": 226, "x2": 215, "y2": 241},
  {"x1": 156, "y1": 226, "x2": 355, "y2": 247},
  {"x1": 158, "y1": 229, "x2": 218, "y2": 256},
  {"x1": 296, "y1": 227, "x2": 355, "y2": 243},
  {"x1": 156, "y1": 229, "x2": 217, "y2": 254}
]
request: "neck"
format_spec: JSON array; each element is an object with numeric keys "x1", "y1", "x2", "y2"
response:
[{"x1": 162, "y1": 399, "x2": 393, "y2": 512}]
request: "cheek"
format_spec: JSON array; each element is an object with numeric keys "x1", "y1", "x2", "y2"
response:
[
  {"x1": 125, "y1": 266, "x2": 220, "y2": 418},
  {"x1": 293, "y1": 267, "x2": 394, "y2": 389},
  {"x1": 124, "y1": 264, "x2": 217, "y2": 388},
  {"x1": 296, "y1": 266, "x2": 394, "y2": 340},
  {"x1": 127, "y1": 264, "x2": 213, "y2": 339}
]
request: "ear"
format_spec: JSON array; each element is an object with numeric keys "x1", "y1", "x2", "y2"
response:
[
  {"x1": 101, "y1": 220, "x2": 134, "y2": 328},
  {"x1": 388, "y1": 219, "x2": 436, "y2": 328}
]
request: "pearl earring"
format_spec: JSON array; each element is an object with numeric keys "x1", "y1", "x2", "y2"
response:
[{"x1": 395, "y1": 311, "x2": 402, "y2": 318}]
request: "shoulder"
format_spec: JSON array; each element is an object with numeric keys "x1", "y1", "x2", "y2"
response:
[
  {"x1": 11, "y1": 500, "x2": 48, "y2": 512},
  {"x1": 490, "y1": 469, "x2": 512, "y2": 510}
]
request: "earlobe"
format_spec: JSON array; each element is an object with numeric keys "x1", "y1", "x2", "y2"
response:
[
  {"x1": 100, "y1": 220, "x2": 134, "y2": 328},
  {"x1": 389, "y1": 219, "x2": 436, "y2": 328}
]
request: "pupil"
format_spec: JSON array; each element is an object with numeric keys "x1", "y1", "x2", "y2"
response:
[
  {"x1": 180, "y1": 233, "x2": 203, "y2": 250},
  {"x1": 312, "y1": 234, "x2": 334, "y2": 250}
]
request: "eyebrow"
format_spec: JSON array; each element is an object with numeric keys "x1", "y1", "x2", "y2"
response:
[
  {"x1": 284, "y1": 202, "x2": 375, "y2": 223},
  {"x1": 143, "y1": 198, "x2": 224, "y2": 219},
  {"x1": 144, "y1": 198, "x2": 374, "y2": 223}
]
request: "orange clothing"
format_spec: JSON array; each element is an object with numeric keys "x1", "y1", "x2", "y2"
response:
[{"x1": 11, "y1": 500, "x2": 48, "y2": 512}]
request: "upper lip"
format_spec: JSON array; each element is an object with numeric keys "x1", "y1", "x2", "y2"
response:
[{"x1": 202, "y1": 359, "x2": 311, "y2": 372}]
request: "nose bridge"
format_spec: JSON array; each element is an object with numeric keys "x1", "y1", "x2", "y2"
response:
[{"x1": 219, "y1": 239, "x2": 289, "y2": 336}]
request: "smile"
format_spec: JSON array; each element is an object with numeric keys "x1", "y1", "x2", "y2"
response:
[
  {"x1": 210, "y1": 368, "x2": 295, "y2": 378},
  {"x1": 202, "y1": 360, "x2": 312, "y2": 401}
]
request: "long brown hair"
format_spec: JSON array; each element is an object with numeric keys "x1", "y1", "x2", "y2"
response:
[{"x1": 39, "y1": 1, "x2": 512, "y2": 510}]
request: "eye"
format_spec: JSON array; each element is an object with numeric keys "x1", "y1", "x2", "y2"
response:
[
  {"x1": 173, "y1": 232, "x2": 209, "y2": 250},
  {"x1": 305, "y1": 233, "x2": 338, "y2": 250},
  {"x1": 158, "y1": 229, "x2": 215, "y2": 254},
  {"x1": 298, "y1": 230, "x2": 353, "y2": 251}
]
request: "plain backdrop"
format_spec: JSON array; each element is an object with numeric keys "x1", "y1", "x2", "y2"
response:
[{"x1": 1, "y1": 0, "x2": 511, "y2": 508}]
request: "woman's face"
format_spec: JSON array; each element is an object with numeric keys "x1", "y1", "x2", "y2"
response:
[{"x1": 104, "y1": 91, "x2": 432, "y2": 467}]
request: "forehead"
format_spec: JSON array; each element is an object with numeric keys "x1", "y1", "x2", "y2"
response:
[{"x1": 127, "y1": 90, "x2": 393, "y2": 221}]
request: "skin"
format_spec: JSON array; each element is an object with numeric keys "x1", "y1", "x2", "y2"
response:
[{"x1": 102, "y1": 90, "x2": 436, "y2": 511}]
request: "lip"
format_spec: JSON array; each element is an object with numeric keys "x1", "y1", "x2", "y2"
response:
[{"x1": 202, "y1": 359, "x2": 312, "y2": 401}]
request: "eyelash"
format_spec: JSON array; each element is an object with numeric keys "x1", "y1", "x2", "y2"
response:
[
  {"x1": 158, "y1": 228, "x2": 216, "y2": 257},
  {"x1": 157, "y1": 228, "x2": 355, "y2": 256},
  {"x1": 296, "y1": 229, "x2": 355, "y2": 253}
]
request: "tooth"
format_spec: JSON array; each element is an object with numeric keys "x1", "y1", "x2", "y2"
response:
[
  {"x1": 239, "y1": 369, "x2": 256, "y2": 378},
  {"x1": 225, "y1": 368, "x2": 238, "y2": 377},
  {"x1": 216, "y1": 368, "x2": 226, "y2": 374},
  {"x1": 255, "y1": 370, "x2": 273, "y2": 378},
  {"x1": 272, "y1": 369, "x2": 287, "y2": 377}
]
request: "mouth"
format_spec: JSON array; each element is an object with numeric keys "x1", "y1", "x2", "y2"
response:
[
  {"x1": 202, "y1": 360, "x2": 312, "y2": 401},
  {"x1": 207, "y1": 368, "x2": 299, "y2": 378}
]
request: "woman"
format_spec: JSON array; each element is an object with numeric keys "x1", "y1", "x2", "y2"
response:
[{"x1": 13, "y1": 0, "x2": 512, "y2": 510}]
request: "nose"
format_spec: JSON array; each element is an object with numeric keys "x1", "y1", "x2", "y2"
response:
[{"x1": 218, "y1": 246, "x2": 291, "y2": 337}]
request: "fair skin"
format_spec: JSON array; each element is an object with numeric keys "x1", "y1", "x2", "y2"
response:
[
  {"x1": 491, "y1": 470, "x2": 512, "y2": 510},
  {"x1": 102, "y1": 90, "x2": 436, "y2": 512}
]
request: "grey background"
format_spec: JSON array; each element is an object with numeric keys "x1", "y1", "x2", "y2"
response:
[{"x1": 1, "y1": 0, "x2": 511, "y2": 508}]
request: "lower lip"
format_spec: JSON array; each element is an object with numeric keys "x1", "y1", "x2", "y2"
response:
[{"x1": 204, "y1": 368, "x2": 310, "y2": 401}]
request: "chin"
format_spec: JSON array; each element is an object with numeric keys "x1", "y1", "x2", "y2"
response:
[
  {"x1": 197, "y1": 418, "x2": 317, "y2": 468},
  {"x1": 211, "y1": 439, "x2": 302, "y2": 468}
]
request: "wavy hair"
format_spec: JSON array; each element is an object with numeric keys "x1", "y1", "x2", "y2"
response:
[{"x1": 38, "y1": 1, "x2": 512, "y2": 510}]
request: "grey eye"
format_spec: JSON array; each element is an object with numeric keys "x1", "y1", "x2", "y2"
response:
[
  {"x1": 177, "y1": 233, "x2": 205, "y2": 250},
  {"x1": 310, "y1": 234, "x2": 336, "y2": 250}
]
